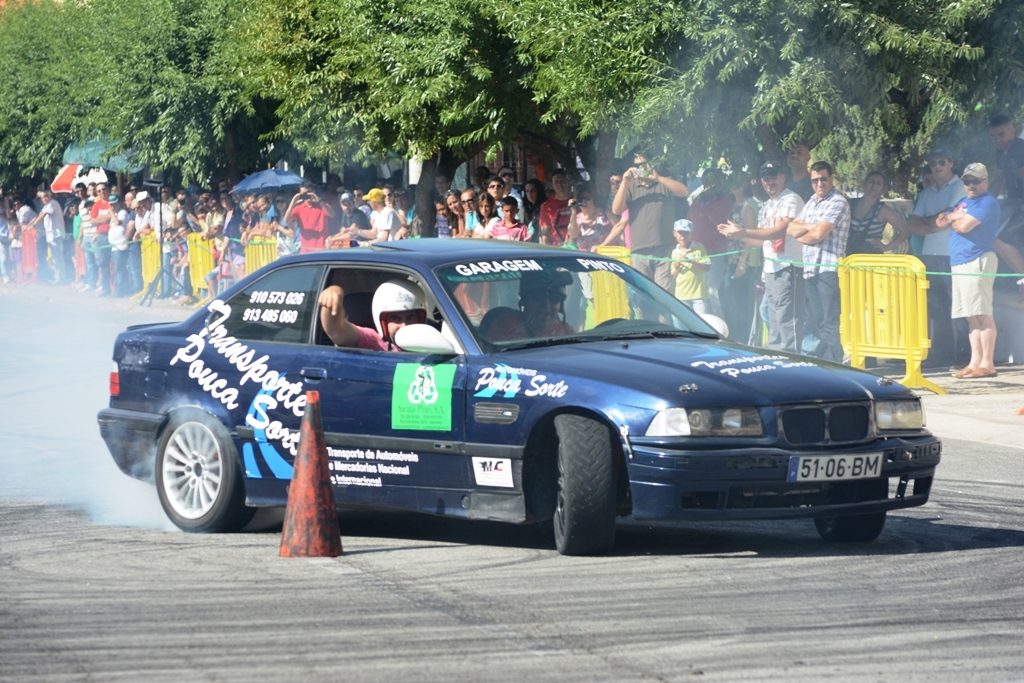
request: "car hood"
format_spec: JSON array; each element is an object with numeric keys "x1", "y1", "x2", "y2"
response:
[{"x1": 497, "y1": 338, "x2": 904, "y2": 406}]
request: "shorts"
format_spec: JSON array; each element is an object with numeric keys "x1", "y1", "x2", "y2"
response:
[{"x1": 951, "y1": 251, "x2": 998, "y2": 318}]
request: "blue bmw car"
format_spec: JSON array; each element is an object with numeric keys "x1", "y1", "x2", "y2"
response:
[{"x1": 98, "y1": 240, "x2": 941, "y2": 555}]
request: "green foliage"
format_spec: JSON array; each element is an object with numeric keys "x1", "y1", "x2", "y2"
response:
[
  {"x1": 0, "y1": 1, "x2": 91, "y2": 186},
  {"x1": 83, "y1": 0, "x2": 270, "y2": 184},
  {"x1": 226, "y1": 0, "x2": 536, "y2": 166},
  {"x1": 0, "y1": 0, "x2": 1020, "y2": 193}
]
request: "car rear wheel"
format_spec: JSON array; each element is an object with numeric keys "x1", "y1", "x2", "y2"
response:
[
  {"x1": 156, "y1": 412, "x2": 254, "y2": 532},
  {"x1": 814, "y1": 479, "x2": 887, "y2": 542},
  {"x1": 552, "y1": 414, "x2": 616, "y2": 555}
]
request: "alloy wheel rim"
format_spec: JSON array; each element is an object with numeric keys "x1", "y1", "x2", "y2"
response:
[{"x1": 161, "y1": 422, "x2": 223, "y2": 520}]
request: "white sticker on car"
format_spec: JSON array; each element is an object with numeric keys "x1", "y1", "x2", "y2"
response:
[{"x1": 472, "y1": 457, "x2": 514, "y2": 488}]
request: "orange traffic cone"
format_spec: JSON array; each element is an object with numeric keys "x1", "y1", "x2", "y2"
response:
[{"x1": 280, "y1": 390, "x2": 343, "y2": 557}]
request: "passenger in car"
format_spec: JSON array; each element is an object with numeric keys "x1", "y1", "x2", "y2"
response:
[
  {"x1": 319, "y1": 279, "x2": 427, "y2": 351},
  {"x1": 519, "y1": 270, "x2": 575, "y2": 337},
  {"x1": 478, "y1": 306, "x2": 529, "y2": 343}
]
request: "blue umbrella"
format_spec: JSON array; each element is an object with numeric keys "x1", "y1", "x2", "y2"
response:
[{"x1": 231, "y1": 169, "x2": 307, "y2": 194}]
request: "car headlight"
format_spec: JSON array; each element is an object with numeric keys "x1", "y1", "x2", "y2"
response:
[
  {"x1": 646, "y1": 407, "x2": 763, "y2": 437},
  {"x1": 876, "y1": 399, "x2": 925, "y2": 430}
]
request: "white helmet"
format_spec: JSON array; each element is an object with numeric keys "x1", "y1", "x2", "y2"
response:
[
  {"x1": 700, "y1": 313, "x2": 729, "y2": 338},
  {"x1": 372, "y1": 280, "x2": 426, "y2": 340}
]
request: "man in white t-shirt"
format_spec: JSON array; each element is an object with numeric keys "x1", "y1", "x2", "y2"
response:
[
  {"x1": 719, "y1": 161, "x2": 805, "y2": 352},
  {"x1": 28, "y1": 191, "x2": 68, "y2": 283},
  {"x1": 363, "y1": 188, "x2": 402, "y2": 243}
]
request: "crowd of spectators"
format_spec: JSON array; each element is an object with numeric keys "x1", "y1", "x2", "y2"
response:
[{"x1": 2, "y1": 117, "x2": 1023, "y2": 376}]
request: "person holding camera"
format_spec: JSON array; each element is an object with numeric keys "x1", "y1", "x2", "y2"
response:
[
  {"x1": 611, "y1": 149, "x2": 689, "y2": 291},
  {"x1": 284, "y1": 185, "x2": 334, "y2": 254}
]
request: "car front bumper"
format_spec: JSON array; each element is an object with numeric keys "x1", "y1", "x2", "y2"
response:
[{"x1": 626, "y1": 435, "x2": 941, "y2": 521}]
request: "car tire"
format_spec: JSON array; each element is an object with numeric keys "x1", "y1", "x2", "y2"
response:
[
  {"x1": 814, "y1": 479, "x2": 887, "y2": 542},
  {"x1": 156, "y1": 412, "x2": 254, "y2": 533},
  {"x1": 552, "y1": 414, "x2": 616, "y2": 555}
]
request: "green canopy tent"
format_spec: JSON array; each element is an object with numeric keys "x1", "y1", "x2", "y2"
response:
[{"x1": 62, "y1": 138, "x2": 143, "y2": 173}]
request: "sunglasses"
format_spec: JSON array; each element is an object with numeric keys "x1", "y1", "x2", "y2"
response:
[
  {"x1": 461, "y1": 198, "x2": 476, "y2": 204},
  {"x1": 963, "y1": 177, "x2": 984, "y2": 186},
  {"x1": 488, "y1": 183, "x2": 503, "y2": 189}
]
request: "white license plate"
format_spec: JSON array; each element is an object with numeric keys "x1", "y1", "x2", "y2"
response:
[{"x1": 787, "y1": 453, "x2": 882, "y2": 482}]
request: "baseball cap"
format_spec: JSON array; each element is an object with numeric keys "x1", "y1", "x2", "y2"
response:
[
  {"x1": 962, "y1": 162, "x2": 989, "y2": 180},
  {"x1": 759, "y1": 161, "x2": 784, "y2": 178},
  {"x1": 363, "y1": 188, "x2": 386, "y2": 203},
  {"x1": 673, "y1": 219, "x2": 693, "y2": 233},
  {"x1": 927, "y1": 147, "x2": 954, "y2": 161},
  {"x1": 339, "y1": 192, "x2": 353, "y2": 203}
]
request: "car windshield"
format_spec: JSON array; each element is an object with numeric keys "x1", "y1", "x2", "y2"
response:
[{"x1": 435, "y1": 254, "x2": 718, "y2": 350}]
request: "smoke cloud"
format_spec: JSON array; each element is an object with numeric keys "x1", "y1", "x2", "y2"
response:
[{"x1": 0, "y1": 285, "x2": 189, "y2": 530}]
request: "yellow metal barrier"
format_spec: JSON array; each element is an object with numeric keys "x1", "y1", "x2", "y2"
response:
[
  {"x1": 245, "y1": 239, "x2": 278, "y2": 275},
  {"x1": 188, "y1": 233, "x2": 216, "y2": 298},
  {"x1": 839, "y1": 254, "x2": 944, "y2": 394},
  {"x1": 594, "y1": 245, "x2": 631, "y2": 265},
  {"x1": 589, "y1": 246, "x2": 632, "y2": 325},
  {"x1": 139, "y1": 234, "x2": 160, "y2": 292}
]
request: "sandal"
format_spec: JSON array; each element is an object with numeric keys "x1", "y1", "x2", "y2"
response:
[
  {"x1": 965, "y1": 368, "x2": 998, "y2": 379},
  {"x1": 951, "y1": 367, "x2": 975, "y2": 379}
]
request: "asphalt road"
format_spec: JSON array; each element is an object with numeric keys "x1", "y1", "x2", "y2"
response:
[{"x1": 1, "y1": 285, "x2": 1022, "y2": 682}]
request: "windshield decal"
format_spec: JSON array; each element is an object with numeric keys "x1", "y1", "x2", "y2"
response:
[
  {"x1": 576, "y1": 257, "x2": 625, "y2": 273},
  {"x1": 454, "y1": 259, "x2": 543, "y2": 276}
]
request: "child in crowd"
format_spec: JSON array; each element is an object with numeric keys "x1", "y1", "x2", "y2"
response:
[{"x1": 670, "y1": 219, "x2": 710, "y2": 314}]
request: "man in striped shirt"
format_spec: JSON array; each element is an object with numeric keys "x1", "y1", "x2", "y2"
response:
[{"x1": 786, "y1": 161, "x2": 851, "y2": 363}]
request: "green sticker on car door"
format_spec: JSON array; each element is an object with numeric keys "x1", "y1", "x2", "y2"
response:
[{"x1": 391, "y1": 363, "x2": 457, "y2": 431}]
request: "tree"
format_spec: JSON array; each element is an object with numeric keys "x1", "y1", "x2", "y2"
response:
[
  {"x1": 226, "y1": 0, "x2": 547, "y2": 233},
  {"x1": 0, "y1": 1, "x2": 92, "y2": 188},
  {"x1": 80, "y1": 0, "x2": 279, "y2": 185}
]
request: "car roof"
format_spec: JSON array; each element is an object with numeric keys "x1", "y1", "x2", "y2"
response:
[{"x1": 276, "y1": 239, "x2": 590, "y2": 270}]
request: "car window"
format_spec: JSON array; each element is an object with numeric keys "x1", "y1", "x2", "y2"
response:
[
  {"x1": 435, "y1": 255, "x2": 715, "y2": 350},
  {"x1": 217, "y1": 264, "x2": 323, "y2": 344}
]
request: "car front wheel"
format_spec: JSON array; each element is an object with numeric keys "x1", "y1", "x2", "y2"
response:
[
  {"x1": 814, "y1": 479, "x2": 888, "y2": 542},
  {"x1": 552, "y1": 414, "x2": 617, "y2": 555},
  {"x1": 156, "y1": 412, "x2": 254, "y2": 532}
]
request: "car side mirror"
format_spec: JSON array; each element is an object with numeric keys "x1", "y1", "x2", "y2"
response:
[{"x1": 394, "y1": 323, "x2": 457, "y2": 355}]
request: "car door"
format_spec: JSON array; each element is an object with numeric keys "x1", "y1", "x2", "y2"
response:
[{"x1": 310, "y1": 345, "x2": 470, "y2": 512}]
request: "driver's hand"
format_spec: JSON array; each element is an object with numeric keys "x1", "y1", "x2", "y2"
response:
[{"x1": 318, "y1": 285, "x2": 344, "y2": 317}]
